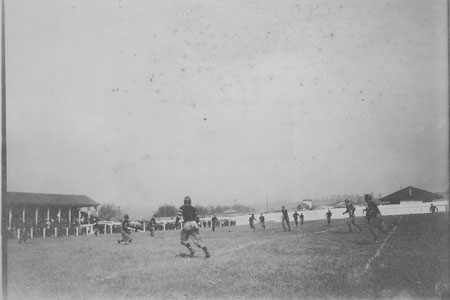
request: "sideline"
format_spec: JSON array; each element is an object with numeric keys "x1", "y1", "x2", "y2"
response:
[{"x1": 364, "y1": 216, "x2": 402, "y2": 272}]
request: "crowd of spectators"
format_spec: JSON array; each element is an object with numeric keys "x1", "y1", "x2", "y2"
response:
[
  {"x1": 8, "y1": 214, "x2": 107, "y2": 239},
  {"x1": 143, "y1": 217, "x2": 236, "y2": 232},
  {"x1": 9, "y1": 214, "x2": 237, "y2": 240}
]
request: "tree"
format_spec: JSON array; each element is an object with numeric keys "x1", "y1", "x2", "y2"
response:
[
  {"x1": 98, "y1": 204, "x2": 121, "y2": 221},
  {"x1": 195, "y1": 205, "x2": 209, "y2": 216},
  {"x1": 154, "y1": 205, "x2": 178, "y2": 218},
  {"x1": 231, "y1": 204, "x2": 252, "y2": 213}
]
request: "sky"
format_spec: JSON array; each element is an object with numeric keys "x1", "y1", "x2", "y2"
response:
[{"x1": 5, "y1": 0, "x2": 448, "y2": 217}]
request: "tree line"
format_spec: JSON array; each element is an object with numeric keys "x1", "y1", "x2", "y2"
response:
[
  {"x1": 98, "y1": 203, "x2": 254, "y2": 221},
  {"x1": 153, "y1": 203, "x2": 254, "y2": 218}
]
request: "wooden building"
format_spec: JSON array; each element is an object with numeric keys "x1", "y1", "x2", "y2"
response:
[
  {"x1": 6, "y1": 191, "x2": 99, "y2": 230},
  {"x1": 379, "y1": 186, "x2": 443, "y2": 205}
]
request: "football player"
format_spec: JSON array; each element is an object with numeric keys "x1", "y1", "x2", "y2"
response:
[
  {"x1": 281, "y1": 206, "x2": 291, "y2": 232},
  {"x1": 175, "y1": 196, "x2": 210, "y2": 258},
  {"x1": 117, "y1": 214, "x2": 132, "y2": 244},
  {"x1": 342, "y1": 199, "x2": 361, "y2": 233},
  {"x1": 364, "y1": 194, "x2": 387, "y2": 243},
  {"x1": 259, "y1": 213, "x2": 266, "y2": 229},
  {"x1": 249, "y1": 214, "x2": 257, "y2": 230},
  {"x1": 293, "y1": 211, "x2": 300, "y2": 228}
]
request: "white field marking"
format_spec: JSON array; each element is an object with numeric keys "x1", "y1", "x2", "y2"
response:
[
  {"x1": 216, "y1": 226, "x2": 344, "y2": 256},
  {"x1": 364, "y1": 216, "x2": 402, "y2": 272},
  {"x1": 307, "y1": 226, "x2": 343, "y2": 234}
]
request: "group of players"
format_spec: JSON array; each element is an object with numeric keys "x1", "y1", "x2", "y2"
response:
[
  {"x1": 115, "y1": 193, "x2": 395, "y2": 259},
  {"x1": 246, "y1": 194, "x2": 388, "y2": 243},
  {"x1": 248, "y1": 207, "x2": 305, "y2": 232}
]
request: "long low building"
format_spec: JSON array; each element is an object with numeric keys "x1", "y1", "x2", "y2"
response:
[
  {"x1": 379, "y1": 186, "x2": 443, "y2": 204},
  {"x1": 6, "y1": 191, "x2": 100, "y2": 230}
]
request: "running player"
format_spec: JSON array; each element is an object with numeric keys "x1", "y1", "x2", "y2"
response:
[
  {"x1": 281, "y1": 206, "x2": 291, "y2": 232},
  {"x1": 293, "y1": 211, "x2": 300, "y2": 228},
  {"x1": 364, "y1": 194, "x2": 387, "y2": 243},
  {"x1": 342, "y1": 199, "x2": 361, "y2": 233},
  {"x1": 259, "y1": 213, "x2": 266, "y2": 229},
  {"x1": 174, "y1": 196, "x2": 210, "y2": 258},
  {"x1": 118, "y1": 214, "x2": 132, "y2": 244},
  {"x1": 325, "y1": 210, "x2": 332, "y2": 225},
  {"x1": 249, "y1": 214, "x2": 257, "y2": 230},
  {"x1": 430, "y1": 203, "x2": 438, "y2": 214}
]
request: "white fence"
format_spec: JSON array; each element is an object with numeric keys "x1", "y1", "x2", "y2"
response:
[
  {"x1": 12, "y1": 201, "x2": 448, "y2": 239},
  {"x1": 235, "y1": 201, "x2": 449, "y2": 226}
]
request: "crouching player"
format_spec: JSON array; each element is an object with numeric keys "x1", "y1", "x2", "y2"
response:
[
  {"x1": 364, "y1": 194, "x2": 387, "y2": 243},
  {"x1": 118, "y1": 214, "x2": 132, "y2": 244},
  {"x1": 175, "y1": 196, "x2": 210, "y2": 259}
]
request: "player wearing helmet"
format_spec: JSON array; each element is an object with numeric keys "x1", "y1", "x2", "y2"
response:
[
  {"x1": 175, "y1": 196, "x2": 210, "y2": 258},
  {"x1": 342, "y1": 199, "x2": 361, "y2": 233},
  {"x1": 364, "y1": 194, "x2": 387, "y2": 243},
  {"x1": 118, "y1": 214, "x2": 132, "y2": 244}
]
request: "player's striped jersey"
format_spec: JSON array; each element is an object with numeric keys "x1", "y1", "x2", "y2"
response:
[{"x1": 177, "y1": 204, "x2": 199, "y2": 222}]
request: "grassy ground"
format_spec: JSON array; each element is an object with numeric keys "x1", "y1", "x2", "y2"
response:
[{"x1": 7, "y1": 213, "x2": 449, "y2": 300}]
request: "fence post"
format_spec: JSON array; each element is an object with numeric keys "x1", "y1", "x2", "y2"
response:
[
  {"x1": 55, "y1": 228, "x2": 57, "y2": 237},
  {"x1": 31, "y1": 227, "x2": 33, "y2": 239},
  {"x1": 43, "y1": 228, "x2": 46, "y2": 238}
]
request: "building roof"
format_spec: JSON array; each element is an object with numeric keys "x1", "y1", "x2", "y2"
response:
[
  {"x1": 6, "y1": 192, "x2": 100, "y2": 207},
  {"x1": 379, "y1": 186, "x2": 443, "y2": 203}
]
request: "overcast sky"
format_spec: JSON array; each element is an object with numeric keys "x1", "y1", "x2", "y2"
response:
[{"x1": 5, "y1": 0, "x2": 448, "y2": 217}]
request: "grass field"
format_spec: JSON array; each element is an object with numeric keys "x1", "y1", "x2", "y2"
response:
[{"x1": 7, "y1": 213, "x2": 449, "y2": 300}]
